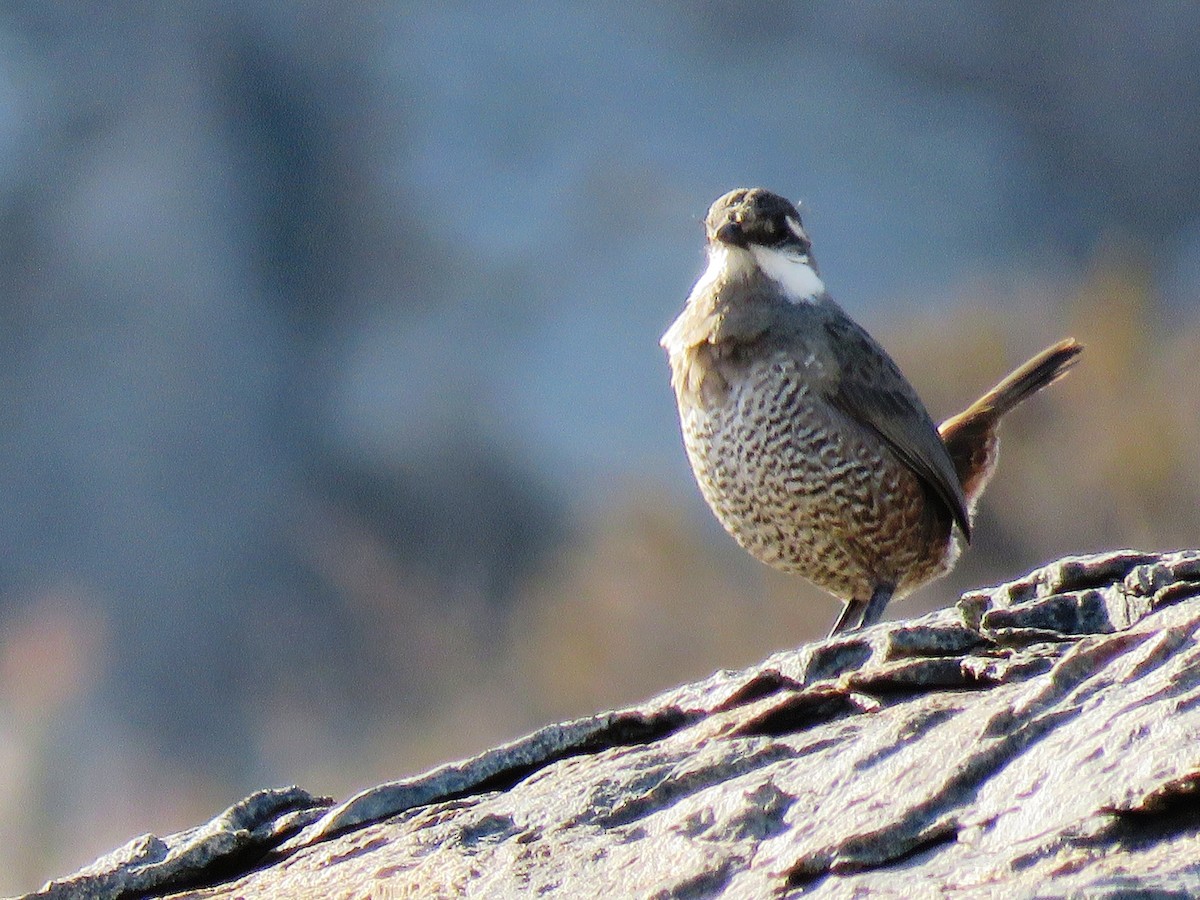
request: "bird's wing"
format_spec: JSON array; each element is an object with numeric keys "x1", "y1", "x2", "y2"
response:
[{"x1": 816, "y1": 313, "x2": 972, "y2": 540}]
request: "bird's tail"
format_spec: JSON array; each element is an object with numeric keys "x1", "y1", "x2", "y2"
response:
[{"x1": 938, "y1": 338, "x2": 1082, "y2": 508}]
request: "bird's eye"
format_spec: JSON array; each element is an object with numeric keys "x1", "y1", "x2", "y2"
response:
[
  {"x1": 767, "y1": 219, "x2": 795, "y2": 246},
  {"x1": 784, "y1": 216, "x2": 810, "y2": 252}
]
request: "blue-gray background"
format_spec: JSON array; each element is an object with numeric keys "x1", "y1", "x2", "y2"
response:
[{"x1": 3, "y1": 4, "x2": 1199, "y2": 890}]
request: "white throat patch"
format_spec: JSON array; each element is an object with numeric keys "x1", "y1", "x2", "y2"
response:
[
  {"x1": 685, "y1": 243, "x2": 749, "y2": 305},
  {"x1": 750, "y1": 244, "x2": 826, "y2": 304},
  {"x1": 665, "y1": 241, "x2": 827, "y2": 353}
]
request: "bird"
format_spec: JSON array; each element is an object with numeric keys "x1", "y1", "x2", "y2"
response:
[{"x1": 660, "y1": 187, "x2": 1081, "y2": 637}]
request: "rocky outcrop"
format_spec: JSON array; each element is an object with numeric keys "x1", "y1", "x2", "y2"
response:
[{"x1": 22, "y1": 551, "x2": 1200, "y2": 899}]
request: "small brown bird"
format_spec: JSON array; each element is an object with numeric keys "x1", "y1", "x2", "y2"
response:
[{"x1": 661, "y1": 188, "x2": 1081, "y2": 637}]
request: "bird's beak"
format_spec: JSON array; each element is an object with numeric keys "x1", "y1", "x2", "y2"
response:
[
  {"x1": 712, "y1": 214, "x2": 746, "y2": 247},
  {"x1": 714, "y1": 220, "x2": 742, "y2": 245}
]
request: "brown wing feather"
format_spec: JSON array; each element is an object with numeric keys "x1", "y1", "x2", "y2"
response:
[{"x1": 818, "y1": 315, "x2": 972, "y2": 541}]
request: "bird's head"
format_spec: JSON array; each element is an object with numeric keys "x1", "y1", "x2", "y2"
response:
[
  {"x1": 705, "y1": 188, "x2": 814, "y2": 261},
  {"x1": 701, "y1": 188, "x2": 824, "y2": 303}
]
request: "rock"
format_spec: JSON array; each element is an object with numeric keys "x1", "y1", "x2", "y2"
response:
[
  {"x1": 21, "y1": 787, "x2": 330, "y2": 900},
  {"x1": 20, "y1": 551, "x2": 1200, "y2": 899}
]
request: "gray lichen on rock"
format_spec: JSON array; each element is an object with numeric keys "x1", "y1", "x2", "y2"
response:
[{"x1": 20, "y1": 551, "x2": 1200, "y2": 899}]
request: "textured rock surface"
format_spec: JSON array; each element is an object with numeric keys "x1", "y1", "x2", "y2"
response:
[
  {"x1": 20, "y1": 551, "x2": 1200, "y2": 899},
  {"x1": 21, "y1": 787, "x2": 330, "y2": 900}
]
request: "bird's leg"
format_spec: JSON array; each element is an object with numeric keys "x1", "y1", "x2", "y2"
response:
[
  {"x1": 857, "y1": 583, "x2": 895, "y2": 631},
  {"x1": 828, "y1": 598, "x2": 866, "y2": 638},
  {"x1": 828, "y1": 583, "x2": 895, "y2": 637}
]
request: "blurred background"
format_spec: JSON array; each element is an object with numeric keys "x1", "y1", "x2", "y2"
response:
[{"x1": 2, "y1": 2, "x2": 1200, "y2": 891}]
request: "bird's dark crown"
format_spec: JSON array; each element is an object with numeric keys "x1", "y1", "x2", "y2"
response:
[{"x1": 705, "y1": 188, "x2": 811, "y2": 254}]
